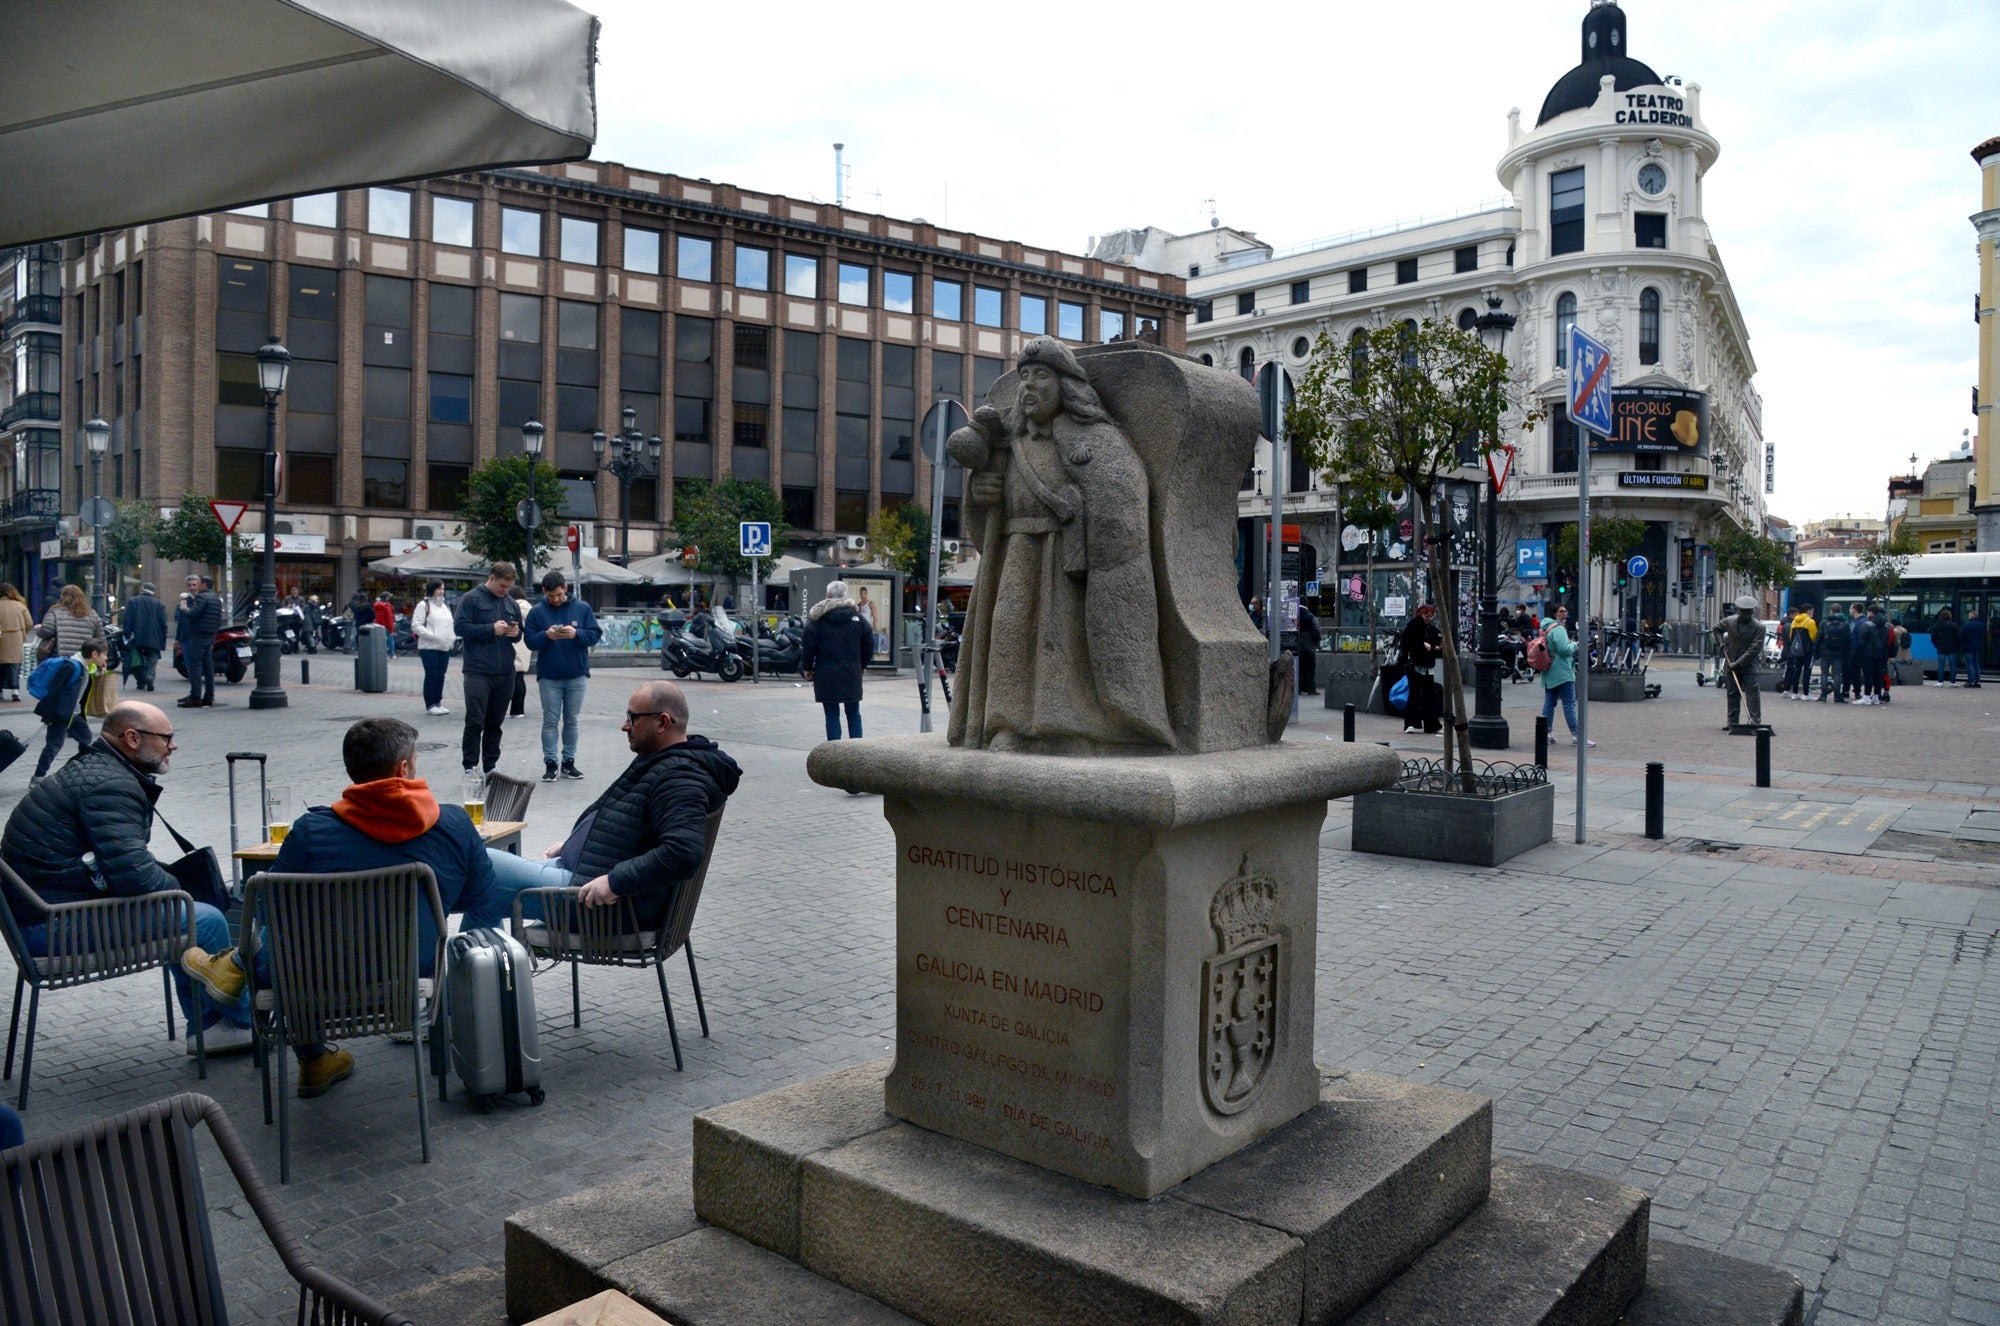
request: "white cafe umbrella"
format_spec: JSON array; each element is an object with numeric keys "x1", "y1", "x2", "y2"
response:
[
  {"x1": 367, "y1": 545, "x2": 488, "y2": 578},
  {"x1": 624, "y1": 553, "x2": 722, "y2": 586},
  {"x1": 565, "y1": 553, "x2": 643, "y2": 586},
  {"x1": 2, "y1": 0, "x2": 598, "y2": 245}
]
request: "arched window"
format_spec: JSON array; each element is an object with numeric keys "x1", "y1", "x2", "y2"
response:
[
  {"x1": 1639, "y1": 287, "x2": 1661, "y2": 366},
  {"x1": 1399, "y1": 319, "x2": 1419, "y2": 367},
  {"x1": 1554, "y1": 292, "x2": 1577, "y2": 369},
  {"x1": 1199, "y1": 352, "x2": 1213, "y2": 367},
  {"x1": 1348, "y1": 329, "x2": 1368, "y2": 379},
  {"x1": 1457, "y1": 307, "x2": 1478, "y2": 332},
  {"x1": 1238, "y1": 347, "x2": 1255, "y2": 382}
]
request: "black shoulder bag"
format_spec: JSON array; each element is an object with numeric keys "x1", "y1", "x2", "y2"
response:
[{"x1": 154, "y1": 808, "x2": 233, "y2": 912}]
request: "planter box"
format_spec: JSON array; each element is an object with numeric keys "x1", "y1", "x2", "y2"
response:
[
  {"x1": 1322, "y1": 666, "x2": 1381, "y2": 713},
  {"x1": 1587, "y1": 672, "x2": 1650, "y2": 702},
  {"x1": 1351, "y1": 780, "x2": 1555, "y2": 867}
]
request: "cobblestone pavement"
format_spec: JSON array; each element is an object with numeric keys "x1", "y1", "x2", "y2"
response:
[{"x1": 4, "y1": 654, "x2": 1999, "y2": 1323}]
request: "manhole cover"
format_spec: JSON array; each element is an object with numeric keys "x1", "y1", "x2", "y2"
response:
[
  {"x1": 416, "y1": 742, "x2": 448, "y2": 753},
  {"x1": 322, "y1": 715, "x2": 367, "y2": 722}
]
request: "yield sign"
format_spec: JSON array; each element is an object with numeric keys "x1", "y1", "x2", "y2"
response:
[
  {"x1": 208, "y1": 500, "x2": 249, "y2": 533},
  {"x1": 1486, "y1": 443, "x2": 1516, "y2": 494}
]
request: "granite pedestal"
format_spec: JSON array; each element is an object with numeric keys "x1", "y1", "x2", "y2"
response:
[{"x1": 806, "y1": 734, "x2": 1401, "y2": 1198}]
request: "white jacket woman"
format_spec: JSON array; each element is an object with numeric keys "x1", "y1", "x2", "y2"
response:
[{"x1": 411, "y1": 581, "x2": 455, "y2": 715}]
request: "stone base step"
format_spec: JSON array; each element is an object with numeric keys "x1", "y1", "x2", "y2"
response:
[
  {"x1": 1343, "y1": 1159, "x2": 1649, "y2": 1326},
  {"x1": 1616, "y1": 1240, "x2": 1804, "y2": 1326}
]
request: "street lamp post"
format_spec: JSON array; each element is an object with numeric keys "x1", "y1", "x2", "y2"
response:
[
  {"x1": 248, "y1": 341, "x2": 290, "y2": 710},
  {"x1": 1469, "y1": 297, "x2": 1517, "y2": 749},
  {"x1": 82, "y1": 417, "x2": 109, "y2": 620},
  {"x1": 591, "y1": 406, "x2": 662, "y2": 565},
  {"x1": 517, "y1": 420, "x2": 546, "y2": 575}
]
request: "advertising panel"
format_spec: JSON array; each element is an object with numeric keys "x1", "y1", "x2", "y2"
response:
[{"x1": 1587, "y1": 387, "x2": 1709, "y2": 456}]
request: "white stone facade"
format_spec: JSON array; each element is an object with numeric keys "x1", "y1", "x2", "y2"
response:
[{"x1": 1105, "y1": 4, "x2": 1767, "y2": 638}]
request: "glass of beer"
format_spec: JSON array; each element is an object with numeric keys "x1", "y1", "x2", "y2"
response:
[
  {"x1": 462, "y1": 770, "x2": 486, "y2": 827},
  {"x1": 266, "y1": 786, "x2": 292, "y2": 844}
]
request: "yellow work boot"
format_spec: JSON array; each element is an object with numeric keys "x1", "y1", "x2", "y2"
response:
[
  {"x1": 180, "y1": 946, "x2": 248, "y2": 1006},
  {"x1": 297, "y1": 1045, "x2": 355, "y2": 1098}
]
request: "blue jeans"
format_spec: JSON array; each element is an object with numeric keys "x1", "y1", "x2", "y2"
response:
[
  {"x1": 420, "y1": 649, "x2": 450, "y2": 708},
  {"x1": 539, "y1": 675, "x2": 588, "y2": 763},
  {"x1": 823, "y1": 700, "x2": 862, "y2": 741},
  {"x1": 1540, "y1": 680, "x2": 1578, "y2": 735},
  {"x1": 486, "y1": 849, "x2": 574, "y2": 923},
  {"x1": 20, "y1": 899, "x2": 249, "y2": 1030},
  {"x1": 186, "y1": 634, "x2": 215, "y2": 703},
  {"x1": 1937, "y1": 652, "x2": 1957, "y2": 683},
  {"x1": 35, "y1": 714, "x2": 91, "y2": 778},
  {"x1": 1968, "y1": 649, "x2": 1983, "y2": 685}
]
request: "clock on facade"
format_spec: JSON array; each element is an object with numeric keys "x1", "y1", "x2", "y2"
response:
[{"x1": 1637, "y1": 163, "x2": 1668, "y2": 196}]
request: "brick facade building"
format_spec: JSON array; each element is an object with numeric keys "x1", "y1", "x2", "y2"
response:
[{"x1": 38, "y1": 162, "x2": 1187, "y2": 604}]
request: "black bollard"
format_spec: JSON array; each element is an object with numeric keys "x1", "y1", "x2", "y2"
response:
[
  {"x1": 1755, "y1": 725, "x2": 1772, "y2": 788},
  {"x1": 1535, "y1": 716, "x2": 1549, "y2": 769},
  {"x1": 300, "y1": 658, "x2": 310, "y2": 686},
  {"x1": 1645, "y1": 762, "x2": 1665, "y2": 839},
  {"x1": 1343, "y1": 703, "x2": 1356, "y2": 743}
]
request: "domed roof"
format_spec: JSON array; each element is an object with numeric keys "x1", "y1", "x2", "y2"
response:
[{"x1": 1537, "y1": 2, "x2": 1664, "y2": 126}]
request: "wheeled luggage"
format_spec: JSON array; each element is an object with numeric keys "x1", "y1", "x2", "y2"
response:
[{"x1": 446, "y1": 926, "x2": 545, "y2": 1110}]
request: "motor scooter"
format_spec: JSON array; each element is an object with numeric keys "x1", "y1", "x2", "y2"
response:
[
  {"x1": 661, "y1": 611, "x2": 744, "y2": 682},
  {"x1": 731, "y1": 616, "x2": 806, "y2": 675}
]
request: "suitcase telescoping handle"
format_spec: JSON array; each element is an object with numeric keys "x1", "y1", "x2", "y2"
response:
[{"x1": 224, "y1": 752, "x2": 270, "y2": 891}]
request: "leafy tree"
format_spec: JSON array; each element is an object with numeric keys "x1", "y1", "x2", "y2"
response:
[
  {"x1": 103, "y1": 501, "x2": 156, "y2": 579},
  {"x1": 151, "y1": 489, "x2": 250, "y2": 569},
  {"x1": 457, "y1": 456, "x2": 567, "y2": 571},
  {"x1": 672, "y1": 479, "x2": 790, "y2": 580},
  {"x1": 1710, "y1": 519, "x2": 1797, "y2": 593},
  {"x1": 1857, "y1": 525, "x2": 1919, "y2": 602},
  {"x1": 1552, "y1": 515, "x2": 1649, "y2": 590},
  {"x1": 1291, "y1": 317, "x2": 1516, "y2": 785},
  {"x1": 866, "y1": 502, "x2": 934, "y2": 587}
]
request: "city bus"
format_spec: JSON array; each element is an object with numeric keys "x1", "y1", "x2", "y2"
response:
[{"x1": 1787, "y1": 552, "x2": 2000, "y2": 673}]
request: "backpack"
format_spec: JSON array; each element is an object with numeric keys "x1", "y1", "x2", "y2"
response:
[
  {"x1": 1525, "y1": 631, "x2": 1555, "y2": 672},
  {"x1": 1787, "y1": 628, "x2": 1812, "y2": 660},
  {"x1": 25, "y1": 655, "x2": 78, "y2": 700}
]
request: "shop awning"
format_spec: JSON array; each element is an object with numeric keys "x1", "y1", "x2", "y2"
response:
[
  {"x1": 368, "y1": 545, "x2": 487, "y2": 578},
  {"x1": 1, "y1": 0, "x2": 598, "y2": 246}
]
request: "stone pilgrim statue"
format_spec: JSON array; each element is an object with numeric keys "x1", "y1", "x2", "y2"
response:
[{"x1": 946, "y1": 337, "x2": 1174, "y2": 753}]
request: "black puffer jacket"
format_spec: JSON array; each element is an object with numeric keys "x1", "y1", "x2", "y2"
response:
[
  {"x1": 570, "y1": 735, "x2": 741, "y2": 926},
  {"x1": 2, "y1": 742, "x2": 175, "y2": 918},
  {"x1": 454, "y1": 584, "x2": 523, "y2": 675},
  {"x1": 801, "y1": 602, "x2": 875, "y2": 704}
]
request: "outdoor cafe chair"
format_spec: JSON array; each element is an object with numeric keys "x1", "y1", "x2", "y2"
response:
[
  {"x1": 483, "y1": 770, "x2": 536, "y2": 824},
  {"x1": 241, "y1": 863, "x2": 447, "y2": 1183},
  {"x1": 0, "y1": 858, "x2": 206, "y2": 1110},
  {"x1": 0, "y1": 1091, "x2": 412, "y2": 1325},
  {"x1": 510, "y1": 807, "x2": 722, "y2": 1070}
]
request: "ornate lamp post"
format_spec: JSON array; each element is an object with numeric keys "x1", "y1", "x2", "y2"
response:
[
  {"x1": 82, "y1": 417, "x2": 109, "y2": 619},
  {"x1": 517, "y1": 420, "x2": 546, "y2": 574},
  {"x1": 248, "y1": 340, "x2": 290, "y2": 710},
  {"x1": 591, "y1": 406, "x2": 662, "y2": 565},
  {"x1": 1469, "y1": 296, "x2": 1517, "y2": 749}
]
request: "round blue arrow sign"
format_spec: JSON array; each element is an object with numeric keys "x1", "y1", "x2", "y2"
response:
[{"x1": 1626, "y1": 554, "x2": 1649, "y2": 579}]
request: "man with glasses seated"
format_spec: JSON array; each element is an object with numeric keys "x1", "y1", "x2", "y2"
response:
[
  {"x1": 1, "y1": 702, "x2": 256, "y2": 1054},
  {"x1": 177, "y1": 716, "x2": 506, "y2": 1098},
  {"x1": 486, "y1": 679, "x2": 740, "y2": 923}
]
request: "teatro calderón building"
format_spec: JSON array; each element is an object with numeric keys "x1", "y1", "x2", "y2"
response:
[{"x1": 1095, "y1": 0, "x2": 1766, "y2": 649}]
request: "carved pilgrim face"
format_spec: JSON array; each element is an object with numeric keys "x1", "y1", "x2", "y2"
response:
[{"x1": 1019, "y1": 363, "x2": 1062, "y2": 426}]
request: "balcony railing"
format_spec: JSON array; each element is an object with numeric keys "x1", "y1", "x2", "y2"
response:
[
  {"x1": 5, "y1": 490, "x2": 60, "y2": 523},
  {"x1": 1, "y1": 296, "x2": 61, "y2": 336},
  {"x1": 1510, "y1": 458, "x2": 1724, "y2": 502},
  {"x1": 0, "y1": 392, "x2": 60, "y2": 431}
]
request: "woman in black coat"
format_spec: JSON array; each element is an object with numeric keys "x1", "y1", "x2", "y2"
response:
[
  {"x1": 800, "y1": 580, "x2": 875, "y2": 740},
  {"x1": 1397, "y1": 603, "x2": 1444, "y2": 736}
]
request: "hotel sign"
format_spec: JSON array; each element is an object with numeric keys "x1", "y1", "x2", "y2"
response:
[
  {"x1": 1586, "y1": 387, "x2": 1710, "y2": 456},
  {"x1": 1618, "y1": 472, "x2": 1709, "y2": 490}
]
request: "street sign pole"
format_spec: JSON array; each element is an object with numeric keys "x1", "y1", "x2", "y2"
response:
[
  {"x1": 750, "y1": 555, "x2": 761, "y2": 684},
  {"x1": 1256, "y1": 365, "x2": 1295, "y2": 713},
  {"x1": 222, "y1": 539, "x2": 233, "y2": 623},
  {"x1": 1568, "y1": 325, "x2": 1615, "y2": 845}
]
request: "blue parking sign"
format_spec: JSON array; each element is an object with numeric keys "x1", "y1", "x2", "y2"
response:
[
  {"x1": 1515, "y1": 539, "x2": 1548, "y2": 579},
  {"x1": 738, "y1": 521, "x2": 772, "y2": 557}
]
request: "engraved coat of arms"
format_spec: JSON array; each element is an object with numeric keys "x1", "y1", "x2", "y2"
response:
[{"x1": 1202, "y1": 862, "x2": 1279, "y2": 1115}]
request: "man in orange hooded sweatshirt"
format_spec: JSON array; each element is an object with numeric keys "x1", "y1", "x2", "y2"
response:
[{"x1": 180, "y1": 715, "x2": 503, "y2": 1097}]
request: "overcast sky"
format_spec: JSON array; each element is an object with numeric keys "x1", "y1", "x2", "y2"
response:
[{"x1": 585, "y1": 0, "x2": 1995, "y2": 528}]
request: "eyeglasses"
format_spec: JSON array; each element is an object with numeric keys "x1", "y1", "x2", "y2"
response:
[
  {"x1": 129, "y1": 729, "x2": 177, "y2": 743},
  {"x1": 624, "y1": 710, "x2": 673, "y2": 725}
]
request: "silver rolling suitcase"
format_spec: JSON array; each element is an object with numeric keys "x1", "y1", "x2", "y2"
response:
[{"x1": 446, "y1": 927, "x2": 545, "y2": 1111}]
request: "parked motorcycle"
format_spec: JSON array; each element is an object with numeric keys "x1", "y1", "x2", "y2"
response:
[
  {"x1": 172, "y1": 625, "x2": 252, "y2": 684},
  {"x1": 730, "y1": 616, "x2": 806, "y2": 675},
  {"x1": 661, "y1": 611, "x2": 744, "y2": 682}
]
